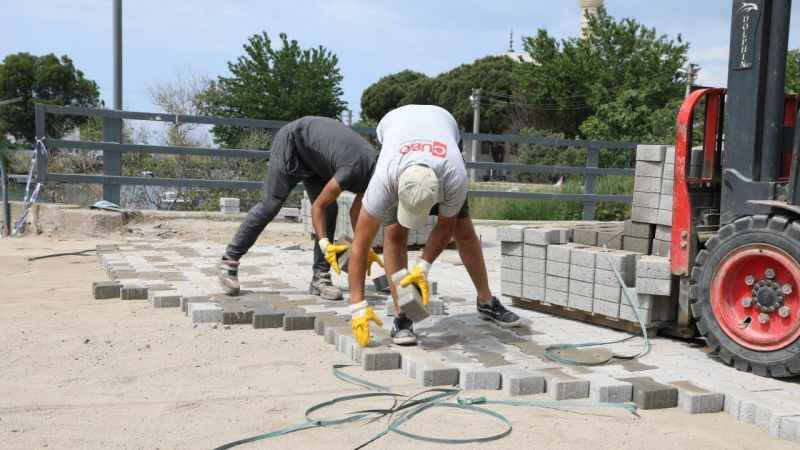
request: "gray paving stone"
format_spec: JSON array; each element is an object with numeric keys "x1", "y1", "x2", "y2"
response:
[
  {"x1": 525, "y1": 227, "x2": 570, "y2": 245},
  {"x1": 637, "y1": 255, "x2": 671, "y2": 279},
  {"x1": 592, "y1": 299, "x2": 620, "y2": 318},
  {"x1": 584, "y1": 374, "x2": 633, "y2": 403},
  {"x1": 539, "y1": 368, "x2": 590, "y2": 400},
  {"x1": 573, "y1": 229, "x2": 598, "y2": 246},
  {"x1": 570, "y1": 246, "x2": 597, "y2": 268},
  {"x1": 373, "y1": 275, "x2": 390, "y2": 293},
  {"x1": 283, "y1": 314, "x2": 315, "y2": 331},
  {"x1": 523, "y1": 258, "x2": 546, "y2": 276},
  {"x1": 151, "y1": 293, "x2": 182, "y2": 308},
  {"x1": 594, "y1": 283, "x2": 621, "y2": 302},
  {"x1": 502, "y1": 241, "x2": 524, "y2": 256},
  {"x1": 121, "y1": 285, "x2": 148, "y2": 300},
  {"x1": 253, "y1": 309, "x2": 286, "y2": 329},
  {"x1": 523, "y1": 244, "x2": 547, "y2": 260},
  {"x1": 417, "y1": 359, "x2": 460, "y2": 387},
  {"x1": 661, "y1": 177, "x2": 674, "y2": 194},
  {"x1": 428, "y1": 300, "x2": 446, "y2": 315},
  {"x1": 780, "y1": 416, "x2": 800, "y2": 443},
  {"x1": 635, "y1": 161, "x2": 664, "y2": 178},
  {"x1": 619, "y1": 377, "x2": 678, "y2": 410},
  {"x1": 546, "y1": 261, "x2": 570, "y2": 278},
  {"x1": 597, "y1": 230, "x2": 623, "y2": 249},
  {"x1": 567, "y1": 293, "x2": 593, "y2": 312},
  {"x1": 636, "y1": 144, "x2": 666, "y2": 162},
  {"x1": 502, "y1": 268, "x2": 523, "y2": 283},
  {"x1": 670, "y1": 380, "x2": 724, "y2": 414},
  {"x1": 92, "y1": 280, "x2": 121, "y2": 299},
  {"x1": 361, "y1": 348, "x2": 402, "y2": 371},
  {"x1": 545, "y1": 289, "x2": 568, "y2": 306},
  {"x1": 501, "y1": 281, "x2": 522, "y2": 298},
  {"x1": 622, "y1": 235, "x2": 652, "y2": 254},
  {"x1": 634, "y1": 176, "x2": 661, "y2": 194},
  {"x1": 189, "y1": 302, "x2": 223, "y2": 323},
  {"x1": 499, "y1": 366, "x2": 546, "y2": 396},
  {"x1": 501, "y1": 255, "x2": 523, "y2": 270},
  {"x1": 392, "y1": 270, "x2": 429, "y2": 322},
  {"x1": 659, "y1": 195, "x2": 673, "y2": 211},
  {"x1": 522, "y1": 284, "x2": 545, "y2": 301},
  {"x1": 657, "y1": 209, "x2": 672, "y2": 226},
  {"x1": 459, "y1": 366, "x2": 502, "y2": 390},
  {"x1": 569, "y1": 265, "x2": 594, "y2": 283},
  {"x1": 632, "y1": 191, "x2": 661, "y2": 208},
  {"x1": 181, "y1": 296, "x2": 210, "y2": 314},
  {"x1": 636, "y1": 277, "x2": 672, "y2": 296},
  {"x1": 568, "y1": 280, "x2": 594, "y2": 298},
  {"x1": 624, "y1": 220, "x2": 654, "y2": 239},
  {"x1": 498, "y1": 225, "x2": 527, "y2": 242},
  {"x1": 314, "y1": 313, "x2": 345, "y2": 336},
  {"x1": 522, "y1": 270, "x2": 545, "y2": 287},
  {"x1": 546, "y1": 244, "x2": 572, "y2": 263},
  {"x1": 546, "y1": 275, "x2": 568, "y2": 292},
  {"x1": 650, "y1": 239, "x2": 671, "y2": 257},
  {"x1": 325, "y1": 325, "x2": 350, "y2": 345}
]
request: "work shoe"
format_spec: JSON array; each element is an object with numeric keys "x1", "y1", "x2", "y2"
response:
[
  {"x1": 218, "y1": 256, "x2": 240, "y2": 296},
  {"x1": 391, "y1": 315, "x2": 418, "y2": 346},
  {"x1": 309, "y1": 272, "x2": 343, "y2": 300},
  {"x1": 477, "y1": 296, "x2": 521, "y2": 328}
]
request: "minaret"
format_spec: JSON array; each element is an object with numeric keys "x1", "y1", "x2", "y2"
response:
[{"x1": 579, "y1": 0, "x2": 603, "y2": 38}]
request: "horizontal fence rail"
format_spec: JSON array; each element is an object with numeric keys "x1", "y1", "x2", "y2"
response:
[{"x1": 31, "y1": 104, "x2": 640, "y2": 219}]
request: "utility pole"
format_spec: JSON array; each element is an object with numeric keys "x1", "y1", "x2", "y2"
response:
[
  {"x1": 346, "y1": 110, "x2": 353, "y2": 126},
  {"x1": 686, "y1": 63, "x2": 699, "y2": 97},
  {"x1": 103, "y1": 0, "x2": 123, "y2": 204},
  {"x1": 113, "y1": 0, "x2": 123, "y2": 110},
  {"x1": 469, "y1": 88, "x2": 481, "y2": 182}
]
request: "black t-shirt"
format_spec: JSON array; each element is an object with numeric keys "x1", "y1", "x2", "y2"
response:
[{"x1": 286, "y1": 116, "x2": 376, "y2": 193}]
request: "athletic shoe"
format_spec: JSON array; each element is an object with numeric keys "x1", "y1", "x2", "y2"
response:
[
  {"x1": 391, "y1": 315, "x2": 418, "y2": 345},
  {"x1": 477, "y1": 296, "x2": 521, "y2": 327},
  {"x1": 218, "y1": 256, "x2": 240, "y2": 296},
  {"x1": 308, "y1": 272, "x2": 343, "y2": 300}
]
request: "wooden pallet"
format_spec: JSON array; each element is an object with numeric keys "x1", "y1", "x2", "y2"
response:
[{"x1": 510, "y1": 296, "x2": 663, "y2": 337}]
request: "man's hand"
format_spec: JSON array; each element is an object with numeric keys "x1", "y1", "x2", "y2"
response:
[
  {"x1": 400, "y1": 260, "x2": 431, "y2": 305},
  {"x1": 366, "y1": 249, "x2": 384, "y2": 276},
  {"x1": 319, "y1": 238, "x2": 349, "y2": 274},
  {"x1": 350, "y1": 301, "x2": 383, "y2": 347}
]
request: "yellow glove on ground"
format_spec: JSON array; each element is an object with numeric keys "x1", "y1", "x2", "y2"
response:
[
  {"x1": 366, "y1": 249, "x2": 385, "y2": 276},
  {"x1": 320, "y1": 238, "x2": 349, "y2": 275},
  {"x1": 400, "y1": 260, "x2": 431, "y2": 305},
  {"x1": 350, "y1": 301, "x2": 383, "y2": 347}
]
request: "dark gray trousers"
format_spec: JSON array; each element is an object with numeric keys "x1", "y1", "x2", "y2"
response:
[{"x1": 225, "y1": 129, "x2": 338, "y2": 274}]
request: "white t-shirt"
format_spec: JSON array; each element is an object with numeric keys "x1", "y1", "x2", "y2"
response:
[{"x1": 362, "y1": 105, "x2": 468, "y2": 223}]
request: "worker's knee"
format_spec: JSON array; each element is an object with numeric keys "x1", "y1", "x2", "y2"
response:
[
  {"x1": 385, "y1": 223, "x2": 408, "y2": 244},
  {"x1": 453, "y1": 218, "x2": 478, "y2": 243}
]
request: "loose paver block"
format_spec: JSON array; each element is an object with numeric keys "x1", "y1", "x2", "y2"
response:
[
  {"x1": 459, "y1": 367, "x2": 502, "y2": 390},
  {"x1": 361, "y1": 348, "x2": 402, "y2": 371},
  {"x1": 499, "y1": 366, "x2": 546, "y2": 396},
  {"x1": 584, "y1": 374, "x2": 633, "y2": 403},
  {"x1": 392, "y1": 270, "x2": 430, "y2": 322},
  {"x1": 573, "y1": 229, "x2": 598, "y2": 246},
  {"x1": 670, "y1": 380, "x2": 724, "y2": 414},
  {"x1": 189, "y1": 302, "x2": 223, "y2": 323},
  {"x1": 151, "y1": 293, "x2": 182, "y2": 308},
  {"x1": 498, "y1": 225, "x2": 527, "y2": 242},
  {"x1": 253, "y1": 309, "x2": 286, "y2": 329},
  {"x1": 182, "y1": 296, "x2": 210, "y2": 314},
  {"x1": 539, "y1": 368, "x2": 590, "y2": 400},
  {"x1": 92, "y1": 280, "x2": 121, "y2": 299},
  {"x1": 525, "y1": 227, "x2": 569, "y2": 245},
  {"x1": 619, "y1": 377, "x2": 678, "y2": 410},
  {"x1": 314, "y1": 313, "x2": 347, "y2": 336},
  {"x1": 373, "y1": 275, "x2": 390, "y2": 293},
  {"x1": 283, "y1": 314, "x2": 316, "y2": 331},
  {"x1": 417, "y1": 359, "x2": 460, "y2": 387},
  {"x1": 121, "y1": 285, "x2": 149, "y2": 300}
]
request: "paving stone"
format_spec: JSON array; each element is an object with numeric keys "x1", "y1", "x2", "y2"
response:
[
  {"x1": 501, "y1": 255, "x2": 523, "y2": 270},
  {"x1": 361, "y1": 348, "x2": 402, "y2": 371},
  {"x1": 502, "y1": 242, "x2": 524, "y2": 257},
  {"x1": 545, "y1": 289, "x2": 568, "y2": 306},
  {"x1": 568, "y1": 280, "x2": 594, "y2": 297},
  {"x1": 337, "y1": 334, "x2": 359, "y2": 362},
  {"x1": 597, "y1": 231, "x2": 623, "y2": 249},
  {"x1": 779, "y1": 416, "x2": 800, "y2": 443},
  {"x1": 567, "y1": 293, "x2": 593, "y2": 312},
  {"x1": 182, "y1": 296, "x2": 211, "y2": 314},
  {"x1": 583, "y1": 374, "x2": 633, "y2": 403},
  {"x1": 120, "y1": 285, "x2": 148, "y2": 300},
  {"x1": 502, "y1": 268, "x2": 522, "y2": 283},
  {"x1": 636, "y1": 277, "x2": 672, "y2": 296},
  {"x1": 314, "y1": 313, "x2": 345, "y2": 336},
  {"x1": 384, "y1": 298, "x2": 396, "y2": 316},
  {"x1": 428, "y1": 300, "x2": 446, "y2": 315},
  {"x1": 624, "y1": 220, "x2": 654, "y2": 239},
  {"x1": 546, "y1": 261, "x2": 570, "y2": 278},
  {"x1": 522, "y1": 270, "x2": 545, "y2": 287},
  {"x1": 222, "y1": 303, "x2": 256, "y2": 325},
  {"x1": 569, "y1": 265, "x2": 594, "y2": 283},
  {"x1": 594, "y1": 283, "x2": 621, "y2": 302},
  {"x1": 636, "y1": 255, "x2": 671, "y2": 279},
  {"x1": 670, "y1": 380, "x2": 724, "y2": 414},
  {"x1": 632, "y1": 191, "x2": 660, "y2": 208},
  {"x1": 253, "y1": 309, "x2": 286, "y2": 329},
  {"x1": 523, "y1": 244, "x2": 547, "y2": 260},
  {"x1": 635, "y1": 161, "x2": 664, "y2": 178},
  {"x1": 151, "y1": 293, "x2": 182, "y2": 308},
  {"x1": 570, "y1": 246, "x2": 597, "y2": 268},
  {"x1": 656, "y1": 209, "x2": 672, "y2": 226},
  {"x1": 524, "y1": 227, "x2": 570, "y2": 245},
  {"x1": 546, "y1": 275, "x2": 569, "y2": 292},
  {"x1": 592, "y1": 299, "x2": 620, "y2": 318},
  {"x1": 619, "y1": 377, "x2": 678, "y2": 410},
  {"x1": 522, "y1": 284, "x2": 545, "y2": 301},
  {"x1": 392, "y1": 270, "x2": 429, "y2": 322},
  {"x1": 459, "y1": 367, "x2": 502, "y2": 390},
  {"x1": 498, "y1": 225, "x2": 527, "y2": 242},
  {"x1": 283, "y1": 314, "x2": 316, "y2": 330},
  {"x1": 630, "y1": 206, "x2": 659, "y2": 224},
  {"x1": 501, "y1": 281, "x2": 522, "y2": 298},
  {"x1": 661, "y1": 177, "x2": 674, "y2": 194},
  {"x1": 189, "y1": 302, "x2": 223, "y2": 323},
  {"x1": 634, "y1": 176, "x2": 661, "y2": 194},
  {"x1": 622, "y1": 235, "x2": 652, "y2": 254},
  {"x1": 573, "y1": 229, "x2": 598, "y2": 246},
  {"x1": 636, "y1": 144, "x2": 666, "y2": 162},
  {"x1": 539, "y1": 368, "x2": 590, "y2": 400},
  {"x1": 417, "y1": 359, "x2": 460, "y2": 387},
  {"x1": 373, "y1": 275, "x2": 390, "y2": 293},
  {"x1": 659, "y1": 195, "x2": 673, "y2": 211},
  {"x1": 92, "y1": 280, "x2": 121, "y2": 299},
  {"x1": 546, "y1": 244, "x2": 572, "y2": 263},
  {"x1": 325, "y1": 325, "x2": 350, "y2": 345},
  {"x1": 499, "y1": 366, "x2": 546, "y2": 396},
  {"x1": 650, "y1": 239, "x2": 671, "y2": 257}
]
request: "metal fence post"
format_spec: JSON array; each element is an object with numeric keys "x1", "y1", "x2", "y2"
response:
[
  {"x1": 102, "y1": 117, "x2": 122, "y2": 204},
  {"x1": 583, "y1": 145, "x2": 600, "y2": 220},
  {"x1": 0, "y1": 156, "x2": 10, "y2": 237},
  {"x1": 34, "y1": 104, "x2": 47, "y2": 183}
]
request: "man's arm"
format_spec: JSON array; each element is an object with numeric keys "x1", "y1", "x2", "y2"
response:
[
  {"x1": 348, "y1": 208, "x2": 381, "y2": 305},
  {"x1": 311, "y1": 178, "x2": 343, "y2": 241},
  {"x1": 420, "y1": 214, "x2": 458, "y2": 264}
]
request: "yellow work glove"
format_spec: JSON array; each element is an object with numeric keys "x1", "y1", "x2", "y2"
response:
[
  {"x1": 319, "y1": 238, "x2": 349, "y2": 275},
  {"x1": 400, "y1": 260, "x2": 432, "y2": 305},
  {"x1": 366, "y1": 249, "x2": 385, "y2": 276},
  {"x1": 350, "y1": 301, "x2": 383, "y2": 347}
]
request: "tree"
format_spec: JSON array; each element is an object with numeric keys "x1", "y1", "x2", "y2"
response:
[
  {"x1": 788, "y1": 49, "x2": 800, "y2": 94},
  {"x1": 0, "y1": 53, "x2": 100, "y2": 144},
  {"x1": 149, "y1": 69, "x2": 211, "y2": 147},
  {"x1": 360, "y1": 70, "x2": 427, "y2": 124},
  {"x1": 515, "y1": 8, "x2": 688, "y2": 143},
  {"x1": 200, "y1": 32, "x2": 347, "y2": 148}
]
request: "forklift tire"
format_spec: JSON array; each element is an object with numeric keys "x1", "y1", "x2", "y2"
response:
[{"x1": 690, "y1": 214, "x2": 800, "y2": 377}]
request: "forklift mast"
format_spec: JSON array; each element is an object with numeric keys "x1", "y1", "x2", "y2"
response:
[{"x1": 721, "y1": 0, "x2": 794, "y2": 224}]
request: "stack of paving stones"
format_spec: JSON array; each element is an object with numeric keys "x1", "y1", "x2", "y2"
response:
[
  {"x1": 219, "y1": 197, "x2": 240, "y2": 214},
  {"x1": 630, "y1": 144, "x2": 674, "y2": 233},
  {"x1": 87, "y1": 237, "x2": 800, "y2": 445},
  {"x1": 627, "y1": 255, "x2": 676, "y2": 324}
]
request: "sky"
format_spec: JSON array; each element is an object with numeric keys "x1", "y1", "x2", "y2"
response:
[{"x1": 2, "y1": 0, "x2": 800, "y2": 122}]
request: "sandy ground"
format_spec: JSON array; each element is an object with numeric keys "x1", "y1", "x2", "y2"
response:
[{"x1": 1, "y1": 232, "x2": 797, "y2": 450}]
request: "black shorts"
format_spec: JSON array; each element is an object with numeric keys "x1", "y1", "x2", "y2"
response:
[{"x1": 429, "y1": 198, "x2": 470, "y2": 219}]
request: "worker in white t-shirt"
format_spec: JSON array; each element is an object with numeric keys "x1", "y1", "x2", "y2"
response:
[{"x1": 347, "y1": 105, "x2": 520, "y2": 347}]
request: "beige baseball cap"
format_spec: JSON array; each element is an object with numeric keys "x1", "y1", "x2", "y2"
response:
[{"x1": 397, "y1": 165, "x2": 439, "y2": 230}]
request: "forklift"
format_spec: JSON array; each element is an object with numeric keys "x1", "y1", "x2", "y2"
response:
[{"x1": 673, "y1": 0, "x2": 800, "y2": 377}]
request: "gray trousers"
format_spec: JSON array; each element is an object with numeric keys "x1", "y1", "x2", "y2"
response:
[{"x1": 225, "y1": 129, "x2": 338, "y2": 274}]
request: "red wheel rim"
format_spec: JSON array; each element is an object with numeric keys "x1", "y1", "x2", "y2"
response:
[{"x1": 711, "y1": 244, "x2": 800, "y2": 351}]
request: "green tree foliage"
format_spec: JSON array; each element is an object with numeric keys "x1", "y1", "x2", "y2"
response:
[
  {"x1": 360, "y1": 70, "x2": 427, "y2": 124},
  {"x1": 0, "y1": 53, "x2": 100, "y2": 144},
  {"x1": 200, "y1": 32, "x2": 347, "y2": 148},
  {"x1": 360, "y1": 56, "x2": 516, "y2": 133},
  {"x1": 788, "y1": 49, "x2": 800, "y2": 94},
  {"x1": 516, "y1": 8, "x2": 688, "y2": 143}
]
